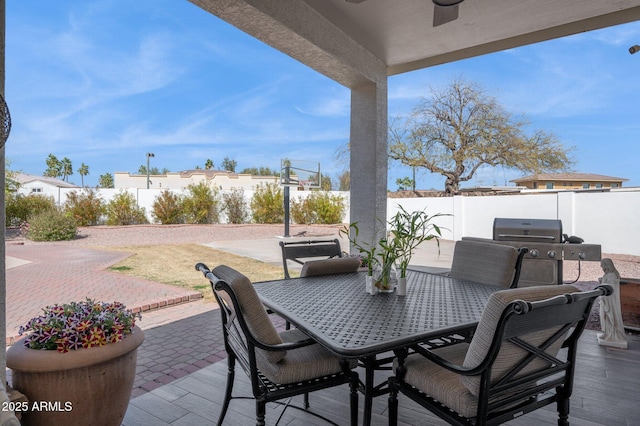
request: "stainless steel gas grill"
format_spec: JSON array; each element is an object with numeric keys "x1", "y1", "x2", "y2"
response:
[{"x1": 466, "y1": 218, "x2": 601, "y2": 287}]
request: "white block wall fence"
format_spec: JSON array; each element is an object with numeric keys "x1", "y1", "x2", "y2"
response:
[{"x1": 51, "y1": 187, "x2": 640, "y2": 256}]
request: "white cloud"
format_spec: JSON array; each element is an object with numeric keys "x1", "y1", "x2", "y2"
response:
[{"x1": 293, "y1": 89, "x2": 350, "y2": 117}]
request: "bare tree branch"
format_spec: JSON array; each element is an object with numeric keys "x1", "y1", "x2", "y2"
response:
[{"x1": 389, "y1": 77, "x2": 575, "y2": 195}]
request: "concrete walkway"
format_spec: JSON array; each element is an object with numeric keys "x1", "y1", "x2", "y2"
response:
[{"x1": 204, "y1": 235, "x2": 455, "y2": 272}]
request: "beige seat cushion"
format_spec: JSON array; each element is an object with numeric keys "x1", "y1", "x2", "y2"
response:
[
  {"x1": 300, "y1": 257, "x2": 361, "y2": 277},
  {"x1": 258, "y1": 329, "x2": 353, "y2": 384},
  {"x1": 461, "y1": 284, "x2": 578, "y2": 396},
  {"x1": 450, "y1": 240, "x2": 519, "y2": 287},
  {"x1": 398, "y1": 344, "x2": 481, "y2": 418},
  {"x1": 212, "y1": 265, "x2": 286, "y2": 363}
]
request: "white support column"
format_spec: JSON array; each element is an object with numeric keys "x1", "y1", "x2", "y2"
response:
[
  {"x1": 1, "y1": 0, "x2": 21, "y2": 422},
  {"x1": 0, "y1": 0, "x2": 7, "y2": 384},
  {"x1": 349, "y1": 79, "x2": 388, "y2": 250}
]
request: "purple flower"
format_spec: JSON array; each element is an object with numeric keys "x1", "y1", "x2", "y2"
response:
[{"x1": 19, "y1": 298, "x2": 137, "y2": 352}]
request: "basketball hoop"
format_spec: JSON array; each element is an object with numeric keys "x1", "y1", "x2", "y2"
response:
[{"x1": 280, "y1": 159, "x2": 321, "y2": 190}]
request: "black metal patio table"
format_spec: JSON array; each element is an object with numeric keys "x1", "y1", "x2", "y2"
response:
[{"x1": 254, "y1": 268, "x2": 502, "y2": 425}]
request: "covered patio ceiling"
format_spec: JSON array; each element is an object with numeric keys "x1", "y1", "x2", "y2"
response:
[{"x1": 189, "y1": 0, "x2": 640, "y2": 87}]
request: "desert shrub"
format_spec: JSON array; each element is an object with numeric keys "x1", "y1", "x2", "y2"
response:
[
  {"x1": 26, "y1": 209, "x2": 77, "y2": 241},
  {"x1": 222, "y1": 188, "x2": 248, "y2": 224},
  {"x1": 5, "y1": 194, "x2": 57, "y2": 227},
  {"x1": 183, "y1": 181, "x2": 220, "y2": 224},
  {"x1": 250, "y1": 183, "x2": 284, "y2": 224},
  {"x1": 63, "y1": 188, "x2": 105, "y2": 226},
  {"x1": 291, "y1": 191, "x2": 346, "y2": 224},
  {"x1": 105, "y1": 190, "x2": 148, "y2": 225},
  {"x1": 152, "y1": 190, "x2": 185, "y2": 224}
]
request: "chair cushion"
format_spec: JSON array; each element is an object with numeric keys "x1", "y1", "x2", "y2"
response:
[
  {"x1": 461, "y1": 284, "x2": 578, "y2": 396},
  {"x1": 450, "y1": 241, "x2": 519, "y2": 287},
  {"x1": 300, "y1": 257, "x2": 361, "y2": 277},
  {"x1": 212, "y1": 265, "x2": 286, "y2": 363},
  {"x1": 397, "y1": 344, "x2": 481, "y2": 418},
  {"x1": 258, "y1": 329, "x2": 352, "y2": 384}
]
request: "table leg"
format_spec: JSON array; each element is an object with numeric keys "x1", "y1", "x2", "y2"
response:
[{"x1": 362, "y1": 356, "x2": 376, "y2": 426}]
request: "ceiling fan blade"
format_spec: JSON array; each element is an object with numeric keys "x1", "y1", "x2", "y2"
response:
[
  {"x1": 345, "y1": 0, "x2": 368, "y2": 3},
  {"x1": 433, "y1": 2, "x2": 460, "y2": 27}
]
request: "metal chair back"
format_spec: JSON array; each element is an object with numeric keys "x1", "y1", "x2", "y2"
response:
[
  {"x1": 450, "y1": 239, "x2": 527, "y2": 288},
  {"x1": 279, "y1": 239, "x2": 343, "y2": 279}
]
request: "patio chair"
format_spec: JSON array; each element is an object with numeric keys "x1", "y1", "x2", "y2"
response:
[
  {"x1": 388, "y1": 284, "x2": 612, "y2": 426},
  {"x1": 449, "y1": 240, "x2": 528, "y2": 288},
  {"x1": 280, "y1": 239, "x2": 343, "y2": 279},
  {"x1": 195, "y1": 263, "x2": 359, "y2": 426}
]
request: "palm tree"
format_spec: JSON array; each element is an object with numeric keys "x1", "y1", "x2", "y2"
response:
[
  {"x1": 77, "y1": 163, "x2": 89, "y2": 187},
  {"x1": 221, "y1": 157, "x2": 237, "y2": 172},
  {"x1": 98, "y1": 173, "x2": 114, "y2": 188},
  {"x1": 44, "y1": 154, "x2": 62, "y2": 178},
  {"x1": 61, "y1": 157, "x2": 73, "y2": 182},
  {"x1": 205, "y1": 159, "x2": 214, "y2": 170}
]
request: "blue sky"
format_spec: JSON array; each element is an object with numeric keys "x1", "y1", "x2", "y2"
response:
[{"x1": 5, "y1": 1, "x2": 640, "y2": 190}]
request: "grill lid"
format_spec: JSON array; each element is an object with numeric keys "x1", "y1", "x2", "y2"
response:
[{"x1": 493, "y1": 218, "x2": 562, "y2": 243}]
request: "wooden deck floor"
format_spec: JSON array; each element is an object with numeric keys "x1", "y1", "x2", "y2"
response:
[{"x1": 124, "y1": 330, "x2": 640, "y2": 425}]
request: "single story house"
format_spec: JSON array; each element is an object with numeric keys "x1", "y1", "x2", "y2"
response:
[
  {"x1": 511, "y1": 173, "x2": 628, "y2": 190},
  {"x1": 13, "y1": 173, "x2": 79, "y2": 199}
]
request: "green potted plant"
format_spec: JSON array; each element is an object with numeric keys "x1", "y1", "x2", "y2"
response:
[
  {"x1": 344, "y1": 206, "x2": 444, "y2": 295},
  {"x1": 389, "y1": 205, "x2": 443, "y2": 294},
  {"x1": 341, "y1": 223, "x2": 379, "y2": 293},
  {"x1": 6, "y1": 299, "x2": 144, "y2": 426}
]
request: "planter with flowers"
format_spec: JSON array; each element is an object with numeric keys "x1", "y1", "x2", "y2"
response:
[{"x1": 6, "y1": 299, "x2": 144, "y2": 426}]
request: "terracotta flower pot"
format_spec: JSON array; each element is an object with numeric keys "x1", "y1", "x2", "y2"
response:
[
  {"x1": 620, "y1": 279, "x2": 640, "y2": 330},
  {"x1": 6, "y1": 325, "x2": 144, "y2": 426}
]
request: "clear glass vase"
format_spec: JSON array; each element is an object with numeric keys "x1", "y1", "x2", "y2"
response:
[{"x1": 373, "y1": 263, "x2": 397, "y2": 293}]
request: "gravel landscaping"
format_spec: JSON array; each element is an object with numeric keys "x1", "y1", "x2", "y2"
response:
[{"x1": 6, "y1": 223, "x2": 344, "y2": 247}]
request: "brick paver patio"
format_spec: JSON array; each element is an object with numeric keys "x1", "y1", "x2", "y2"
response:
[
  {"x1": 5, "y1": 242, "x2": 287, "y2": 396},
  {"x1": 5, "y1": 243, "x2": 202, "y2": 344}
]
